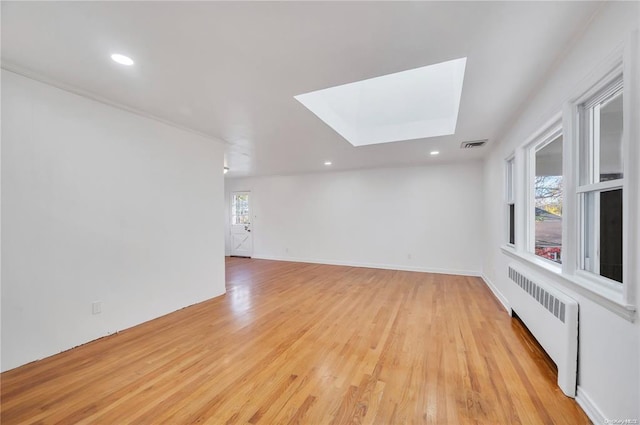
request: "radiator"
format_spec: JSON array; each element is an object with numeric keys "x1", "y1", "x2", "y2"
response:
[{"x1": 508, "y1": 263, "x2": 579, "y2": 397}]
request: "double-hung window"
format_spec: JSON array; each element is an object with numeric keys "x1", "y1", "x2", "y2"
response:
[
  {"x1": 503, "y1": 40, "x2": 636, "y2": 318},
  {"x1": 506, "y1": 157, "x2": 515, "y2": 246},
  {"x1": 577, "y1": 76, "x2": 624, "y2": 285},
  {"x1": 525, "y1": 123, "x2": 564, "y2": 265},
  {"x1": 533, "y1": 135, "x2": 563, "y2": 264}
]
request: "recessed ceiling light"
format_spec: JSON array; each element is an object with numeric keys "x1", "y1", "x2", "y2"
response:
[
  {"x1": 430, "y1": 151, "x2": 440, "y2": 156},
  {"x1": 111, "y1": 53, "x2": 134, "y2": 66},
  {"x1": 295, "y1": 57, "x2": 467, "y2": 147},
  {"x1": 324, "y1": 161, "x2": 332, "y2": 166}
]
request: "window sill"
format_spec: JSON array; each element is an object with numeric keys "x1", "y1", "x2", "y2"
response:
[{"x1": 500, "y1": 245, "x2": 636, "y2": 322}]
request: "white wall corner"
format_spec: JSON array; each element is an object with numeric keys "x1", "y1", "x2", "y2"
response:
[
  {"x1": 481, "y1": 274, "x2": 511, "y2": 314},
  {"x1": 576, "y1": 386, "x2": 607, "y2": 425}
]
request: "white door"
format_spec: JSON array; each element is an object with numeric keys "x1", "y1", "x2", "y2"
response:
[{"x1": 230, "y1": 191, "x2": 253, "y2": 257}]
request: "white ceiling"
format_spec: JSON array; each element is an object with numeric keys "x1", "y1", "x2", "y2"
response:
[{"x1": 1, "y1": 1, "x2": 602, "y2": 177}]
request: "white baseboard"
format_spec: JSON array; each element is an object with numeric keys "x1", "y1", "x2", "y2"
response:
[
  {"x1": 576, "y1": 386, "x2": 607, "y2": 425},
  {"x1": 251, "y1": 254, "x2": 481, "y2": 277},
  {"x1": 480, "y1": 273, "x2": 511, "y2": 314}
]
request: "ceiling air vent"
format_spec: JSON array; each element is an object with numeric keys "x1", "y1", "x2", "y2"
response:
[{"x1": 460, "y1": 139, "x2": 488, "y2": 149}]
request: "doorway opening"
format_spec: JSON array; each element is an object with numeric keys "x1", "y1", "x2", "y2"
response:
[{"x1": 230, "y1": 191, "x2": 252, "y2": 257}]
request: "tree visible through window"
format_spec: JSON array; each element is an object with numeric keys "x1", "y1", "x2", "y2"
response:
[{"x1": 534, "y1": 137, "x2": 563, "y2": 264}]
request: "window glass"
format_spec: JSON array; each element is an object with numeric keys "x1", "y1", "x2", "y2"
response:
[
  {"x1": 506, "y1": 158, "x2": 515, "y2": 246},
  {"x1": 534, "y1": 136, "x2": 563, "y2": 264},
  {"x1": 600, "y1": 189, "x2": 623, "y2": 282},
  {"x1": 583, "y1": 189, "x2": 623, "y2": 283},
  {"x1": 232, "y1": 193, "x2": 250, "y2": 225},
  {"x1": 509, "y1": 204, "x2": 515, "y2": 245},
  {"x1": 506, "y1": 159, "x2": 514, "y2": 202},
  {"x1": 599, "y1": 92, "x2": 623, "y2": 182}
]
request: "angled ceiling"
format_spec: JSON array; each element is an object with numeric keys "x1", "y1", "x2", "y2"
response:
[{"x1": 1, "y1": 1, "x2": 602, "y2": 177}]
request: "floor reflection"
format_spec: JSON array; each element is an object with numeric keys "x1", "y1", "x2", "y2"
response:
[{"x1": 228, "y1": 284, "x2": 253, "y2": 319}]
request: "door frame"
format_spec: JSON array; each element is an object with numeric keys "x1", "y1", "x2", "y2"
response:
[{"x1": 229, "y1": 190, "x2": 253, "y2": 257}]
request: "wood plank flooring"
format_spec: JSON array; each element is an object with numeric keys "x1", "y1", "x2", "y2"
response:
[{"x1": 1, "y1": 258, "x2": 590, "y2": 424}]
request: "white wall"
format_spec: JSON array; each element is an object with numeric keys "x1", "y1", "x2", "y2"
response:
[
  {"x1": 482, "y1": 2, "x2": 639, "y2": 421},
  {"x1": 225, "y1": 162, "x2": 484, "y2": 276},
  {"x1": 1, "y1": 70, "x2": 226, "y2": 371}
]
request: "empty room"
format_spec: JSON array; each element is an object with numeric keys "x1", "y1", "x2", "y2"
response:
[{"x1": 1, "y1": 1, "x2": 639, "y2": 424}]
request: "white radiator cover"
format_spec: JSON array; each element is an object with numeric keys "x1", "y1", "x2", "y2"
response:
[{"x1": 508, "y1": 263, "x2": 579, "y2": 397}]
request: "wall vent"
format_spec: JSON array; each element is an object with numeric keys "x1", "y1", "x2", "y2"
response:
[
  {"x1": 460, "y1": 139, "x2": 488, "y2": 149},
  {"x1": 508, "y1": 266, "x2": 566, "y2": 322}
]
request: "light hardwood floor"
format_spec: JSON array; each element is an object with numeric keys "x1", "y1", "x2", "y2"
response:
[{"x1": 1, "y1": 257, "x2": 589, "y2": 424}]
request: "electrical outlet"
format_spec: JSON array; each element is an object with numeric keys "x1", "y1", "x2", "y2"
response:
[
  {"x1": 407, "y1": 253, "x2": 412, "y2": 260},
  {"x1": 92, "y1": 301, "x2": 102, "y2": 315}
]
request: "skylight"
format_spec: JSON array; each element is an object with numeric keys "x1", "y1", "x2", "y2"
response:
[{"x1": 294, "y1": 58, "x2": 467, "y2": 147}]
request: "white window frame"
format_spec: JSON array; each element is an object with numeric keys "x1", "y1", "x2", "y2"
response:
[
  {"x1": 575, "y1": 78, "x2": 624, "y2": 289},
  {"x1": 565, "y1": 41, "x2": 640, "y2": 311},
  {"x1": 525, "y1": 120, "x2": 563, "y2": 267},
  {"x1": 561, "y1": 32, "x2": 637, "y2": 317},
  {"x1": 500, "y1": 30, "x2": 638, "y2": 321}
]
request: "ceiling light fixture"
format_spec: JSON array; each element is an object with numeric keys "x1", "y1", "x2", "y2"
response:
[
  {"x1": 324, "y1": 161, "x2": 332, "y2": 166},
  {"x1": 223, "y1": 166, "x2": 229, "y2": 174},
  {"x1": 430, "y1": 151, "x2": 440, "y2": 156},
  {"x1": 111, "y1": 53, "x2": 134, "y2": 66}
]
